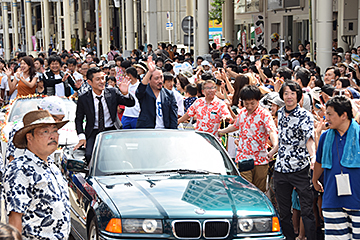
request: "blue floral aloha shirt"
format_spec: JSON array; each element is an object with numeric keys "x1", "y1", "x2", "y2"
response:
[
  {"x1": 3, "y1": 149, "x2": 71, "y2": 240},
  {"x1": 275, "y1": 104, "x2": 314, "y2": 173},
  {"x1": 6, "y1": 121, "x2": 24, "y2": 164}
]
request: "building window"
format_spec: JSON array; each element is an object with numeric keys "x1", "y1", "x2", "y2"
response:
[{"x1": 235, "y1": 0, "x2": 260, "y2": 14}]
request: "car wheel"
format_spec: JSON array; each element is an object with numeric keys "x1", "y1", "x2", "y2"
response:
[{"x1": 88, "y1": 217, "x2": 99, "y2": 240}]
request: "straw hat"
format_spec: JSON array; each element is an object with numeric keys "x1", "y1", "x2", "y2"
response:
[
  {"x1": 133, "y1": 60, "x2": 148, "y2": 72},
  {"x1": 13, "y1": 110, "x2": 69, "y2": 149}
]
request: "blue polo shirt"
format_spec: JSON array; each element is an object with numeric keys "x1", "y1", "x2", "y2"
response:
[{"x1": 316, "y1": 130, "x2": 360, "y2": 209}]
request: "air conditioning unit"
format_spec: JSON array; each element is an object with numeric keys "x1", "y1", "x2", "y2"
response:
[
  {"x1": 284, "y1": 0, "x2": 305, "y2": 9},
  {"x1": 340, "y1": 0, "x2": 358, "y2": 36}
]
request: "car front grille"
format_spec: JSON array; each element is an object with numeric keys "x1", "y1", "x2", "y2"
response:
[
  {"x1": 204, "y1": 220, "x2": 230, "y2": 238},
  {"x1": 172, "y1": 220, "x2": 201, "y2": 239}
]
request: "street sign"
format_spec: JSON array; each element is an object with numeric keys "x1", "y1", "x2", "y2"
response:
[
  {"x1": 181, "y1": 16, "x2": 194, "y2": 34},
  {"x1": 166, "y1": 22, "x2": 173, "y2": 30},
  {"x1": 184, "y1": 34, "x2": 194, "y2": 46}
]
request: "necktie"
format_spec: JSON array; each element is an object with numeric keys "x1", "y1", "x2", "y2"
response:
[{"x1": 96, "y1": 96, "x2": 105, "y2": 132}]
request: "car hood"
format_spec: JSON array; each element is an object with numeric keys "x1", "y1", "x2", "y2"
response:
[{"x1": 95, "y1": 174, "x2": 274, "y2": 219}]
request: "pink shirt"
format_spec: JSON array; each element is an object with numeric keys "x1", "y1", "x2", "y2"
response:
[
  {"x1": 234, "y1": 106, "x2": 277, "y2": 165},
  {"x1": 187, "y1": 97, "x2": 232, "y2": 135}
]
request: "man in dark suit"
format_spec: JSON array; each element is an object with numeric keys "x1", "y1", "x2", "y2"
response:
[
  {"x1": 74, "y1": 67, "x2": 135, "y2": 162},
  {"x1": 136, "y1": 56, "x2": 178, "y2": 129}
]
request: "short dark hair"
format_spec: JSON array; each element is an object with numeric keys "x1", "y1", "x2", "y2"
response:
[
  {"x1": 66, "y1": 58, "x2": 77, "y2": 65},
  {"x1": 18, "y1": 52, "x2": 26, "y2": 58},
  {"x1": 155, "y1": 58, "x2": 164, "y2": 63},
  {"x1": 125, "y1": 67, "x2": 138, "y2": 79},
  {"x1": 326, "y1": 95, "x2": 353, "y2": 120},
  {"x1": 120, "y1": 60, "x2": 132, "y2": 69},
  {"x1": 164, "y1": 63, "x2": 173, "y2": 72},
  {"x1": 185, "y1": 83, "x2": 198, "y2": 96},
  {"x1": 295, "y1": 67, "x2": 311, "y2": 87},
  {"x1": 48, "y1": 56, "x2": 62, "y2": 65},
  {"x1": 279, "y1": 80, "x2": 303, "y2": 103},
  {"x1": 115, "y1": 56, "x2": 124, "y2": 62},
  {"x1": 240, "y1": 85, "x2": 262, "y2": 101},
  {"x1": 34, "y1": 57, "x2": 44, "y2": 65},
  {"x1": 163, "y1": 72, "x2": 174, "y2": 81},
  {"x1": 107, "y1": 76, "x2": 116, "y2": 82},
  {"x1": 337, "y1": 77, "x2": 350, "y2": 88},
  {"x1": 277, "y1": 67, "x2": 292, "y2": 80},
  {"x1": 87, "y1": 67, "x2": 102, "y2": 80},
  {"x1": 325, "y1": 66, "x2": 340, "y2": 79},
  {"x1": 201, "y1": 72, "x2": 214, "y2": 81}
]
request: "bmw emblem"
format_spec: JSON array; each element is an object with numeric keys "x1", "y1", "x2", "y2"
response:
[{"x1": 195, "y1": 208, "x2": 206, "y2": 215}]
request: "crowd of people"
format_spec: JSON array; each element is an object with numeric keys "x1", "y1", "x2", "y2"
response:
[{"x1": 1, "y1": 39, "x2": 360, "y2": 240}]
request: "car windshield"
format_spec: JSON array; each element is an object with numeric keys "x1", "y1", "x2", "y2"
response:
[
  {"x1": 8, "y1": 98, "x2": 76, "y2": 122},
  {"x1": 94, "y1": 131, "x2": 238, "y2": 176}
]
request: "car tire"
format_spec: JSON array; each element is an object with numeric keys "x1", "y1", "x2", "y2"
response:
[{"x1": 88, "y1": 217, "x2": 99, "y2": 240}]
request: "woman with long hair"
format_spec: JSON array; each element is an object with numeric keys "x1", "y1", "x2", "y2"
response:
[
  {"x1": 9, "y1": 56, "x2": 37, "y2": 97},
  {"x1": 231, "y1": 74, "x2": 249, "y2": 108}
]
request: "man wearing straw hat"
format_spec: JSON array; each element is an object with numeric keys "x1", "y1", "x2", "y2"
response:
[{"x1": 3, "y1": 110, "x2": 71, "y2": 239}]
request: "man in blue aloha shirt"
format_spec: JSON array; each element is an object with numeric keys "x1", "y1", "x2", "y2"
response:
[{"x1": 3, "y1": 110, "x2": 70, "y2": 239}]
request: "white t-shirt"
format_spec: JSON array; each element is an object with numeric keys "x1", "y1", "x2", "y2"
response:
[
  {"x1": 54, "y1": 74, "x2": 65, "y2": 97},
  {"x1": 1, "y1": 75, "x2": 10, "y2": 91},
  {"x1": 0, "y1": 75, "x2": 10, "y2": 101},
  {"x1": 172, "y1": 88, "x2": 184, "y2": 116},
  {"x1": 155, "y1": 94, "x2": 165, "y2": 129},
  {"x1": 123, "y1": 81, "x2": 140, "y2": 118}
]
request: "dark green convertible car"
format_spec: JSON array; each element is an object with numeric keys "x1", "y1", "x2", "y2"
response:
[{"x1": 62, "y1": 130, "x2": 284, "y2": 240}]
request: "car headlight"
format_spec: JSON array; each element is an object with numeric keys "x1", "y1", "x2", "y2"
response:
[
  {"x1": 122, "y1": 219, "x2": 163, "y2": 234},
  {"x1": 238, "y1": 217, "x2": 273, "y2": 233}
]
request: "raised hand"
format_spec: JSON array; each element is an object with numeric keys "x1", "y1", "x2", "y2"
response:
[
  {"x1": 4, "y1": 67, "x2": 12, "y2": 77},
  {"x1": 75, "y1": 78, "x2": 83, "y2": 89},
  {"x1": 147, "y1": 56, "x2": 156, "y2": 73},
  {"x1": 62, "y1": 72, "x2": 70, "y2": 82},
  {"x1": 118, "y1": 76, "x2": 130, "y2": 95}
]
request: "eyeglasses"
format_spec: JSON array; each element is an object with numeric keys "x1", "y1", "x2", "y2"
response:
[
  {"x1": 203, "y1": 86, "x2": 216, "y2": 90},
  {"x1": 35, "y1": 128, "x2": 60, "y2": 138}
]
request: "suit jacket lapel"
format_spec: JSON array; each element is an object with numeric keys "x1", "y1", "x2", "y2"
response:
[
  {"x1": 87, "y1": 91, "x2": 95, "y2": 119},
  {"x1": 160, "y1": 89, "x2": 166, "y2": 106},
  {"x1": 146, "y1": 85, "x2": 157, "y2": 99}
]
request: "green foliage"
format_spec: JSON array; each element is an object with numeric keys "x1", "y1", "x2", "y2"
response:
[{"x1": 209, "y1": 0, "x2": 224, "y2": 24}]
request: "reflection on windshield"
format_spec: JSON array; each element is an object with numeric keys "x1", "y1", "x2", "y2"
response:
[
  {"x1": 8, "y1": 98, "x2": 76, "y2": 122},
  {"x1": 95, "y1": 131, "x2": 236, "y2": 176},
  {"x1": 181, "y1": 177, "x2": 264, "y2": 211}
]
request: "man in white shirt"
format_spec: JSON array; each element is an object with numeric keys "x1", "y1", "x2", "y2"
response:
[
  {"x1": 121, "y1": 67, "x2": 140, "y2": 129},
  {"x1": 163, "y1": 72, "x2": 184, "y2": 117},
  {"x1": 74, "y1": 67, "x2": 135, "y2": 162},
  {"x1": 135, "y1": 56, "x2": 178, "y2": 129}
]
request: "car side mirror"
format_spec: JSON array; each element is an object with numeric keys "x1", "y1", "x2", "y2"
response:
[
  {"x1": 67, "y1": 158, "x2": 87, "y2": 173},
  {"x1": 238, "y1": 158, "x2": 254, "y2": 172}
]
